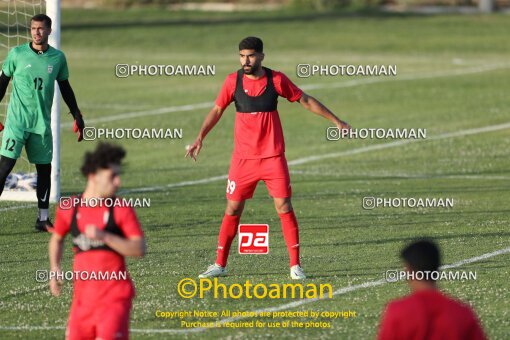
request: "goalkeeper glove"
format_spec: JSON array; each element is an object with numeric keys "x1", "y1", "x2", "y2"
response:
[{"x1": 71, "y1": 111, "x2": 85, "y2": 142}]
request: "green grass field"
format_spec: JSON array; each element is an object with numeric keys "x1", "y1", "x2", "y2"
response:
[{"x1": 1, "y1": 8, "x2": 509, "y2": 339}]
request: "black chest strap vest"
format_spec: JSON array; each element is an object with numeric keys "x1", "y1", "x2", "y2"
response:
[
  {"x1": 70, "y1": 196, "x2": 125, "y2": 253},
  {"x1": 234, "y1": 67, "x2": 278, "y2": 113}
]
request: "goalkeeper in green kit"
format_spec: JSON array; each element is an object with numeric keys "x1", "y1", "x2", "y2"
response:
[{"x1": 0, "y1": 14, "x2": 85, "y2": 232}]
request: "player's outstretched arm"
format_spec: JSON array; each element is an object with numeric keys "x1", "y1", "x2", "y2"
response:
[
  {"x1": 185, "y1": 105, "x2": 226, "y2": 161},
  {"x1": 58, "y1": 80, "x2": 85, "y2": 142},
  {"x1": 48, "y1": 233, "x2": 65, "y2": 296},
  {"x1": 85, "y1": 225, "x2": 146, "y2": 258},
  {"x1": 298, "y1": 93, "x2": 351, "y2": 131}
]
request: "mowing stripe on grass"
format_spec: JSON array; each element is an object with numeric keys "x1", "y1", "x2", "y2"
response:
[
  {"x1": 290, "y1": 170, "x2": 510, "y2": 181},
  {"x1": 1, "y1": 246, "x2": 508, "y2": 334},
  {"x1": 60, "y1": 63, "x2": 510, "y2": 128},
  {"x1": 119, "y1": 121, "x2": 510, "y2": 194},
  {"x1": 288, "y1": 121, "x2": 510, "y2": 166},
  {"x1": 2, "y1": 121, "x2": 509, "y2": 205}
]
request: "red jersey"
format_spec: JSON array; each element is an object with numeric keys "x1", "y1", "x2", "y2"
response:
[
  {"x1": 378, "y1": 289, "x2": 486, "y2": 340},
  {"x1": 215, "y1": 69, "x2": 303, "y2": 159},
  {"x1": 54, "y1": 196, "x2": 144, "y2": 304}
]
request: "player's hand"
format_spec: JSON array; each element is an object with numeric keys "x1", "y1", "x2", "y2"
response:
[
  {"x1": 72, "y1": 112, "x2": 85, "y2": 142},
  {"x1": 185, "y1": 138, "x2": 203, "y2": 162},
  {"x1": 49, "y1": 271, "x2": 63, "y2": 297},
  {"x1": 85, "y1": 225, "x2": 105, "y2": 241},
  {"x1": 336, "y1": 120, "x2": 352, "y2": 132}
]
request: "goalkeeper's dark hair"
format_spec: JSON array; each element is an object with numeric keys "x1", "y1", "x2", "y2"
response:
[
  {"x1": 401, "y1": 239, "x2": 441, "y2": 278},
  {"x1": 31, "y1": 14, "x2": 52, "y2": 29},
  {"x1": 81, "y1": 143, "x2": 126, "y2": 176},
  {"x1": 239, "y1": 37, "x2": 263, "y2": 53}
]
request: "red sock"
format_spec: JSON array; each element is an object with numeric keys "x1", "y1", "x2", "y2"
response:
[
  {"x1": 279, "y1": 211, "x2": 300, "y2": 267},
  {"x1": 215, "y1": 214, "x2": 241, "y2": 267}
]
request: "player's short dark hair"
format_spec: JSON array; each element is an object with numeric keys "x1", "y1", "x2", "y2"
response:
[
  {"x1": 401, "y1": 239, "x2": 441, "y2": 276},
  {"x1": 31, "y1": 14, "x2": 52, "y2": 29},
  {"x1": 239, "y1": 37, "x2": 263, "y2": 53},
  {"x1": 81, "y1": 143, "x2": 126, "y2": 176}
]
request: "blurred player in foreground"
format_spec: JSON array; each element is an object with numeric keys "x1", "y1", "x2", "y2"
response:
[
  {"x1": 0, "y1": 14, "x2": 85, "y2": 232},
  {"x1": 49, "y1": 143, "x2": 145, "y2": 340},
  {"x1": 378, "y1": 239, "x2": 486, "y2": 340},
  {"x1": 186, "y1": 36, "x2": 350, "y2": 279}
]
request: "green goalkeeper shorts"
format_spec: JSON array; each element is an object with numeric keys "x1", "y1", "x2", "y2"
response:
[{"x1": 0, "y1": 122, "x2": 52, "y2": 164}]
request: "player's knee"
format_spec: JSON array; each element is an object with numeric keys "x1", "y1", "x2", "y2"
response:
[
  {"x1": 225, "y1": 201, "x2": 245, "y2": 216},
  {"x1": 274, "y1": 199, "x2": 293, "y2": 214}
]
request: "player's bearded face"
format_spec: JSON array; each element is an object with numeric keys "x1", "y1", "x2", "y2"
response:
[
  {"x1": 240, "y1": 50, "x2": 263, "y2": 75},
  {"x1": 30, "y1": 21, "x2": 51, "y2": 45},
  {"x1": 92, "y1": 166, "x2": 121, "y2": 198}
]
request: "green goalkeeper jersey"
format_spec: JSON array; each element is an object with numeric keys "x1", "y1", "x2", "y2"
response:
[{"x1": 2, "y1": 42, "x2": 69, "y2": 135}]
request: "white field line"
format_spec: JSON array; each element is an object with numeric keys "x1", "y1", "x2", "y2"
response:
[
  {"x1": 120, "y1": 174, "x2": 228, "y2": 194},
  {"x1": 119, "y1": 121, "x2": 510, "y2": 194},
  {"x1": 288, "y1": 121, "x2": 510, "y2": 166},
  {"x1": 300, "y1": 63, "x2": 509, "y2": 91},
  {"x1": 61, "y1": 102, "x2": 212, "y2": 128},
  {"x1": 1, "y1": 246, "x2": 508, "y2": 334},
  {"x1": 0, "y1": 204, "x2": 36, "y2": 212},
  {"x1": 60, "y1": 63, "x2": 509, "y2": 128},
  {"x1": 5, "y1": 284, "x2": 48, "y2": 296},
  {"x1": 3, "y1": 121, "x2": 510, "y2": 204},
  {"x1": 127, "y1": 245, "x2": 510, "y2": 334},
  {"x1": 289, "y1": 170, "x2": 510, "y2": 181}
]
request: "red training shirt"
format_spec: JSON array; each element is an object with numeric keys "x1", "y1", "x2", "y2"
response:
[
  {"x1": 54, "y1": 196, "x2": 144, "y2": 304},
  {"x1": 215, "y1": 69, "x2": 303, "y2": 159},
  {"x1": 378, "y1": 289, "x2": 486, "y2": 340}
]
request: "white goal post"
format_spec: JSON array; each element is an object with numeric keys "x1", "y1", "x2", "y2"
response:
[{"x1": 48, "y1": 0, "x2": 60, "y2": 203}]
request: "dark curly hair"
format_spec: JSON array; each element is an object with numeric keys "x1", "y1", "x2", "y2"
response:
[
  {"x1": 81, "y1": 142, "x2": 126, "y2": 176},
  {"x1": 239, "y1": 37, "x2": 263, "y2": 53}
]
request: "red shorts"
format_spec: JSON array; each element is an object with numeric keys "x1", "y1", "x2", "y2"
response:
[
  {"x1": 66, "y1": 298, "x2": 132, "y2": 340},
  {"x1": 226, "y1": 155, "x2": 291, "y2": 201}
]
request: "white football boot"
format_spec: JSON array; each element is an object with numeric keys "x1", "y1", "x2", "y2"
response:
[
  {"x1": 290, "y1": 265, "x2": 306, "y2": 280},
  {"x1": 199, "y1": 264, "x2": 227, "y2": 278}
]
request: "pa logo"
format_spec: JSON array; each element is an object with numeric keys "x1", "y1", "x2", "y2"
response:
[{"x1": 238, "y1": 224, "x2": 269, "y2": 254}]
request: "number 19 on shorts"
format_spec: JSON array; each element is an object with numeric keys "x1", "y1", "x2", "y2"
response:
[{"x1": 226, "y1": 179, "x2": 236, "y2": 194}]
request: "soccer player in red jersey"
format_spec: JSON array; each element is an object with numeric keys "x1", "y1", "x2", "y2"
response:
[
  {"x1": 186, "y1": 37, "x2": 351, "y2": 279},
  {"x1": 48, "y1": 143, "x2": 146, "y2": 340},
  {"x1": 378, "y1": 240, "x2": 486, "y2": 340}
]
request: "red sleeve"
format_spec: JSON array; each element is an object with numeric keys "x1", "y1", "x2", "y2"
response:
[
  {"x1": 215, "y1": 73, "x2": 236, "y2": 109},
  {"x1": 377, "y1": 303, "x2": 398, "y2": 340},
  {"x1": 114, "y1": 206, "x2": 144, "y2": 239},
  {"x1": 466, "y1": 309, "x2": 487, "y2": 340},
  {"x1": 274, "y1": 71, "x2": 303, "y2": 102},
  {"x1": 53, "y1": 205, "x2": 72, "y2": 237}
]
